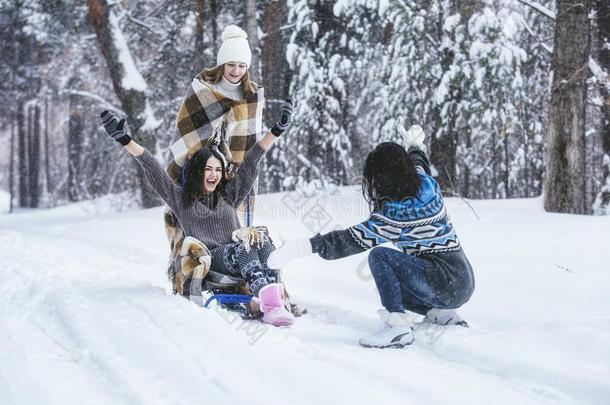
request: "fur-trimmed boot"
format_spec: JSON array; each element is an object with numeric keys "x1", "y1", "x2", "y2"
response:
[
  {"x1": 359, "y1": 310, "x2": 415, "y2": 348},
  {"x1": 424, "y1": 308, "x2": 468, "y2": 327},
  {"x1": 258, "y1": 283, "x2": 295, "y2": 326}
]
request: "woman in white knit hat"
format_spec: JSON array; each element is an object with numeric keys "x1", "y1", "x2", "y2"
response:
[
  {"x1": 116, "y1": 24, "x2": 299, "y2": 326},
  {"x1": 203, "y1": 24, "x2": 256, "y2": 100}
]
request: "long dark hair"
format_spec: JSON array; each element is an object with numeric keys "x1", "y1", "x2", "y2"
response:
[
  {"x1": 362, "y1": 142, "x2": 423, "y2": 211},
  {"x1": 181, "y1": 147, "x2": 228, "y2": 209}
]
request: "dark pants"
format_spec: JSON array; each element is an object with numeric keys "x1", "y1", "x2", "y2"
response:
[
  {"x1": 210, "y1": 237, "x2": 276, "y2": 296},
  {"x1": 368, "y1": 246, "x2": 465, "y2": 315}
]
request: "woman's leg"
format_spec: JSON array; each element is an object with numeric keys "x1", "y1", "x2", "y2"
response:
[
  {"x1": 368, "y1": 246, "x2": 437, "y2": 316},
  {"x1": 256, "y1": 235, "x2": 275, "y2": 267},
  {"x1": 210, "y1": 241, "x2": 276, "y2": 296}
]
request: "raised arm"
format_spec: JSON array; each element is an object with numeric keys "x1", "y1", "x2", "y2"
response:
[
  {"x1": 399, "y1": 124, "x2": 431, "y2": 175},
  {"x1": 225, "y1": 99, "x2": 293, "y2": 205},
  {"x1": 100, "y1": 111, "x2": 181, "y2": 212}
]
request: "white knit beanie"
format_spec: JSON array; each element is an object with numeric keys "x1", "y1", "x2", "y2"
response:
[{"x1": 216, "y1": 25, "x2": 252, "y2": 68}]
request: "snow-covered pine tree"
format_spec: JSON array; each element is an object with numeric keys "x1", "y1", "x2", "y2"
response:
[
  {"x1": 461, "y1": 3, "x2": 531, "y2": 199},
  {"x1": 285, "y1": 0, "x2": 353, "y2": 189},
  {"x1": 512, "y1": 0, "x2": 554, "y2": 198}
]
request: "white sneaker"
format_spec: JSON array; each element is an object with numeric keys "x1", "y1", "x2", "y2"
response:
[
  {"x1": 359, "y1": 311, "x2": 415, "y2": 349},
  {"x1": 424, "y1": 308, "x2": 468, "y2": 327}
]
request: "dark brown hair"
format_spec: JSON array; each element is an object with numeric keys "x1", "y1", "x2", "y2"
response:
[
  {"x1": 362, "y1": 142, "x2": 423, "y2": 211},
  {"x1": 181, "y1": 147, "x2": 229, "y2": 209}
]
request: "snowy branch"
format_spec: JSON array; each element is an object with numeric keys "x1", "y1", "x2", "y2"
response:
[
  {"x1": 62, "y1": 90, "x2": 125, "y2": 115},
  {"x1": 517, "y1": 13, "x2": 553, "y2": 54},
  {"x1": 126, "y1": 13, "x2": 162, "y2": 36},
  {"x1": 260, "y1": 22, "x2": 312, "y2": 39},
  {"x1": 515, "y1": 0, "x2": 555, "y2": 20},
  {"x1": 108, "y1": 10, "x2": 147, "y2": 92},
  {"x1": 589, "y1": 58, "x2": 610, "y2": 94}
]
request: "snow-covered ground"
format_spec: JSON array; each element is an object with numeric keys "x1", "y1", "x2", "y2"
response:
[{"x1": 1, "y1": 187, "x2": 609, "y2": 405}]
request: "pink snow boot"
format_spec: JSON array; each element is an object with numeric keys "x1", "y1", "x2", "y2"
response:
[{"x1": 258, "y1": 283, "x2": 295, "y2": 326}]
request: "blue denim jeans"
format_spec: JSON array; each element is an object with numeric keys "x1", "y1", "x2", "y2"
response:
[{"x1": 368, "y1": 246, "x2": 455, "y2": 315}]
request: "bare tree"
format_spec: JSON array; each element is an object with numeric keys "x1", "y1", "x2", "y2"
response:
[
  {"x1": 44, "y1": 96, "x2": 51, "y2": 196},
  {"x1": 260, "y1": 0, "x2": 288, "y2": 192},
  {"x1": 88, "y1": 0, "x2": 160, "y2": 208},
  {"x1": 210, "y1": 0, "x2": 219, "y2": 53},
  {"x1": 17, "y1": 102, "x2": 27, "y2": 208},
  {"x1": 9, "y1": 111, "x2": 15, "y2": 213},
  {"x1": 28, "y1": 104, "x2": 41, "y2": 207},
  {"x1": 245, "y1": 0, "x2": 260, "y2": 82},
  {"x1": 193, "y1": 0, "x2": 205, "y2": 72},
  {"x1": 544, "y1": 0, "x2": 591, "y2": 214},
  {"x1": 68, "y1": 82, "x2": 84, "y2": 202}
]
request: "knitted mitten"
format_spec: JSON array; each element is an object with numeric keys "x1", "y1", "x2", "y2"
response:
[
  {"x1": 100, "y1": 111, "x2": 132, "y2": 146},
  {"x1": 398, "y1": 124, "x2": 426, "y2": 153},
  {"x1": 270, "y1": 99, "x2": 293, "y2": 137}
]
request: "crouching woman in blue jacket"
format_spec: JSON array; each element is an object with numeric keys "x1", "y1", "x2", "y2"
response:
[{"x1": 269, "y1": 125, "x2": 475, "y2": 348}]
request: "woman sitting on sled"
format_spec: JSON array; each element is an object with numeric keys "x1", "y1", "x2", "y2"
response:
[{"x1": 100, "y1": 100, "x2": 295, "y2": 326}]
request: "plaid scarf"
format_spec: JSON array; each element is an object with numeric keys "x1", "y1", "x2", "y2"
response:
[
  {"x1": 166, "y1": 75, "x2": 264, "y2": 181},
  {"x1": 164, "y1": 74, "x2": 264, "y2": 262}
]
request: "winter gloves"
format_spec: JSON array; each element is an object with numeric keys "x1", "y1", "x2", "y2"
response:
[
  {"x1": 270, "y1": 99, "x2": 293, "y2": 137},
  {"x1": 399, "y1": 124, "x2": 427, "y2": 153},
  {"x1": 231, "y1": 226, "x2": 270, "y2": 252},
  {"x1": 267, "y1": 236, "x2": 312, "y2": 268},
  {"x1": 100, "y1": 111, "x2": 132, "y2": 146}
]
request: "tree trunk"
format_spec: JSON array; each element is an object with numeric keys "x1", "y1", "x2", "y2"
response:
[
  {"x1": 245, "y1": 0, "x2": 260, "y2": 82},
  {"x1": 44, "y1": 97, "x2": 51, "y2": 196},
  {"x1": 88, "y1": 0, "x2": 160, "y2": 208},
  {"x1": 260, "y1": 0, "x2": 288, "y2": 192},
  {"x1": 430, "y1": 117, "x2": 457, "y2": 194},
  {"x1": 210, "y1": 0, "x2": 219, "y2": 54},
  {"x1": 28, "y1": 105, "x2": 41, "y2": 208},
  {"x1": 26, "y1": 106, "x2": 33, "y2": 206},
  {"x1": 17, "y1": 101, "x2": 27, "y2": 208},
  {"x1": 595, "y1": 0, "x2": 610, "y2": 210},
  {"x1": 9, "y1": 111, "x2": 15, "y2": 213},
  {"x1": 193, "y1": 0, "x2": 205, "y2": 72},
  {"x1": 68, "y1": 91, "x2": 84, "y2": 202},
  {"x1": 544, "y1": 0, "x2": 591, "y2": 214}
]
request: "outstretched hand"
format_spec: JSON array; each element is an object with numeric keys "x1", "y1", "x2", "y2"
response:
[
  {"x1": 399, "y1": 124, "x2": 426, "y2": 152},
  {"x1": 267, "y1": 235, "x2": 312, "y2": 269},
  {"x1": 270, "y1": 99, "x2": 293, "y2": 137},
  {"x1": 100, "y1": 111, "x2": 132, "y2": 146}
]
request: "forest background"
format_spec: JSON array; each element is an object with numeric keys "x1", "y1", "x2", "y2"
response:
[{"x1": 1, "y1": 0, "x2": 608, "y2": 215}]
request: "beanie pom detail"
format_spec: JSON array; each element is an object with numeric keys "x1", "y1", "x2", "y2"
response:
[{"x1": 222, "y1": 25, "x2": 248, "y2": 41}]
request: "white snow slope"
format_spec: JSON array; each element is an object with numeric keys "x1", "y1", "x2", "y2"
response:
[{"x1": 1, "y1": 187, "x2": 609, "y2": 405}]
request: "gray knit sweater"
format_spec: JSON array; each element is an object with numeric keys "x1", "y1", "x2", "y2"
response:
[{"x1": 134, "y1": 143, "x2": 266, "y2": 250}]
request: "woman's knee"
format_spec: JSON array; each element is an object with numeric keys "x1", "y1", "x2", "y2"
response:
[
  {"x1": 368, "y1": 246, "x2": 393, "y2": 264},
  {"x1": 368, "y1": 247, "x2": 396, "y2": 275}
]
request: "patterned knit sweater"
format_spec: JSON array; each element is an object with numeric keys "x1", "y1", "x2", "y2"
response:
[
  {"x1": 135, "y1": 143, "x2": 266, "y2": 250},
  {"x1": 310, "y1": 148, "x2": 474, "y2": 306}
]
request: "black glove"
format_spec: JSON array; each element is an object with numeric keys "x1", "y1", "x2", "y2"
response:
[
  {"x1": 100, "y1": 111, "x2": 132, "y2": 146},
  {"x1": 270, "y1": 99, "x2": 293, "y2": 137}
]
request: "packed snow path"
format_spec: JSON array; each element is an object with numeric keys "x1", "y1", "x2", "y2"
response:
[{"x1": 1, "y1": 188, "x2": 609, "y2": 405}]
